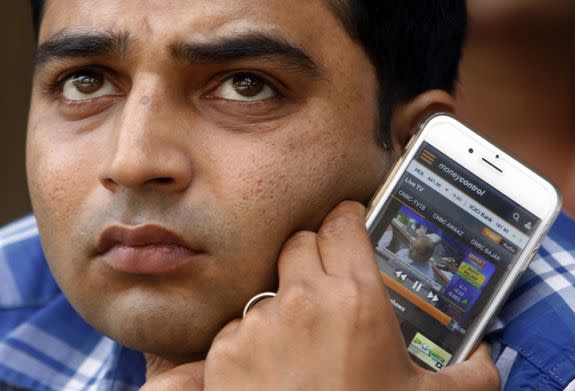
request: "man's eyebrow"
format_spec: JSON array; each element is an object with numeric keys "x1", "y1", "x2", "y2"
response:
[
  {"x1": 34, "y1": 29, "x2": 132, "y2": 68},
  {"x1": 170, "y1": 33, "x2": 325, "y2": 79}
]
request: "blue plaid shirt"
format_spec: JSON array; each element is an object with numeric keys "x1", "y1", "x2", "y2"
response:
[{"x1": 1, "y1": 213, "x2": 574, "y2": 390}]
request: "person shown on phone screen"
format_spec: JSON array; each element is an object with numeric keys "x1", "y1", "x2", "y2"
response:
[
  {"x1": 396, "y1": 236, "x2": 437, "y2": 280},
  {"x1": 0, "y1": 1, "x2": 506, "y2": 390},
  {"x1": 456, "y1": 0, "x2": 575, "y2": 389}
]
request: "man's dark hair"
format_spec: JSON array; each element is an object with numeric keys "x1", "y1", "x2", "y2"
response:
[
  {"x1": 30, "y1": 0, "x2": 43, "y2": 38},
  {"x1": 330, "y1": 1, "x2": 467, "y2": 148},
  {"x1": 30, "y1": 0, "x2": 466, "y2": 149}
]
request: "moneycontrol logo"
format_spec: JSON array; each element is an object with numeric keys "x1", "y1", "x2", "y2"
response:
[{"x1": 437, "y1": 163, "x2": 486, "y2": 197}]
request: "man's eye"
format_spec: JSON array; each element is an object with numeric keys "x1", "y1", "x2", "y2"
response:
[
  {"x1": 212, "y1": 73, "x2": 277, "y2": 102},
  {"x1": 61, "y1": 70, "x2": 116, "y2": 101}
]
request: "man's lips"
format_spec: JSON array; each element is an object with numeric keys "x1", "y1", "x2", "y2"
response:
[{"x1": 96, "y1": 225, "x2": 203, "y2": 275}]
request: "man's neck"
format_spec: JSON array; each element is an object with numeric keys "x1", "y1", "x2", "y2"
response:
[{"x1": 145, "y1": 352, "x2": 206, "y2": 380}]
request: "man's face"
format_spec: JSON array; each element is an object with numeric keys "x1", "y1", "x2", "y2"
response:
[
  {"x1": 409, "y1": 237, "x2": 434, "y2": 263},
  {"x1": 27, "y1": 0, "x2": 389, "y2": 359}
]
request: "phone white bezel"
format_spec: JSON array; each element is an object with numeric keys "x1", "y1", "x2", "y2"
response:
[{"x1": 366, "y1": 113, "x2": 561, "y2": 366}]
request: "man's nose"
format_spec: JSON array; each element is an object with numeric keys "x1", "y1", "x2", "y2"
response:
[{"x1": 100, "y1": 78, "x2": 193, "y2": 193}]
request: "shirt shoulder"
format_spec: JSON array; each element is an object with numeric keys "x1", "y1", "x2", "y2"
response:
[
  {"x1": 490, "y1": 211, "x2": 575, "y2": 390},
  {"x1": 0, "y1": 215, "x2": 60, "y2": 311},
  {"x1": 0, "y1": 216, "x2": 146, "y2": 390}
]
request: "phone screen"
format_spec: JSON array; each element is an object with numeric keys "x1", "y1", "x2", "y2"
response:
[{"x1": 368, "y1": 142, "x2": 541, "y2": 371}]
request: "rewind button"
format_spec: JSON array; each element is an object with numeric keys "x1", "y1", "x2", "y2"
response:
[{"x1": 395, "y1": 271, "x2": 408, "y2": 282}]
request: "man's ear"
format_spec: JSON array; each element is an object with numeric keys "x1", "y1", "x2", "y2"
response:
[{"x1": 389, "y1": 90, "x2": 455, "y2": 155}]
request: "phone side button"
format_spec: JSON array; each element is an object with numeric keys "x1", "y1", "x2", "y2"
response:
[
  {"x1": 404, "y1": 134, "x2": 418, "y2": 153},
  {"x1": 521, "y1": 250, "x2": 538, "y2": 272}
]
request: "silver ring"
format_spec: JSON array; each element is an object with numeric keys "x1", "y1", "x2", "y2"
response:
[{"x1": 242, "y1": 292, "x2": 276, "y2": 318}]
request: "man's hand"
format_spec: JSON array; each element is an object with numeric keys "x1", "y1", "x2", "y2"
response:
[{"x1": 142, "y1": 201, "x2": 500, "y2": 390}]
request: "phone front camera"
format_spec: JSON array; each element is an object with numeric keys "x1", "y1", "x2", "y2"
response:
[
  {"x1": 468, "y1": 148, "x2": 474, "y2": 154},
  {"x1": 496, "y1": 154, "x2": 500, "y2": 159}
]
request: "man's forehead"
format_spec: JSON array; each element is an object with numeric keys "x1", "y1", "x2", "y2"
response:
[{"x1": 39, "y1": 0, "x2": 347, "y2": 47}]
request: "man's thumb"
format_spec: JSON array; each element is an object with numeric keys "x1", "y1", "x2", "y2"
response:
[{"x1": 433, "y1": 343, "x2": 500, "y2": 391}]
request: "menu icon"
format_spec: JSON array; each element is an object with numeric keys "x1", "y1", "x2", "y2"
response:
[{"x1": 420, "y1": 149, "x2": 436, "y2": 166}]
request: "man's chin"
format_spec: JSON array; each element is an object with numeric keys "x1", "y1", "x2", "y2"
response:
[
  {"x1": 71, "y1": 290, "x2": 237, "y2": 360},
  {"x1": 106, "y1": 320, "x2": 216, "y2": 361},
  {"x1": 104, "y1": 309, "x2": 225, "y2": 359}
]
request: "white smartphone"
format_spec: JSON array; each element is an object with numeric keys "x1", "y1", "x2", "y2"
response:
[{"x1": 366, "y1": 114, "x2": 561, "y2": 371}]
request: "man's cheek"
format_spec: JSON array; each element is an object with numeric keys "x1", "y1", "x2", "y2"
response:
[
  {"x1": 230, "y1": 152, "x2": 342, "y2": 234},
  {"x1": 27, "y1": 143, "x2": 97, "y2": 252},
  {"x1": 31, "y1": 160, "x2": 88, "y2": 218}
]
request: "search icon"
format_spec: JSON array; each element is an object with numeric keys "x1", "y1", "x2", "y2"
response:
[{"x1": 513, "y1": 213, "x2": 520, "y2": 222}]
